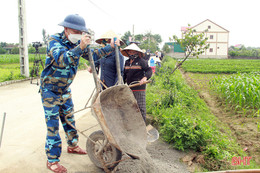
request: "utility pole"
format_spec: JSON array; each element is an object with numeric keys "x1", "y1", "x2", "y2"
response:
[
  {"x1": 18, "y1": 0, "x2": 29, "y2": 77},
  {"x1": 132, "y1": 24, "x2": 135, "y2": 41}
]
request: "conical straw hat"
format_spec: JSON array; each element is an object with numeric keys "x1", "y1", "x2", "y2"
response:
[
  {"x1": 95, "y1": 30, "x2": 125, "y2": 45},
  {"x1": 121, "y1": 43, "x2": 144, "y2": 57}
]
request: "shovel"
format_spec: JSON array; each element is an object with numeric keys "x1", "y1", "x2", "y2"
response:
[{"x1": 146, "y1": 124, "x2": 159, "y2": 143}]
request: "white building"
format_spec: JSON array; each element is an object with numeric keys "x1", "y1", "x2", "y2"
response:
[{"x1": 182, "y1": 19, "x2": 229, "y2": 59}]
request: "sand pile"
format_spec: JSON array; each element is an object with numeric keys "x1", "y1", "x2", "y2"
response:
[{"x1": 115, "y1": 141, "x2": 166, "y2": 173}]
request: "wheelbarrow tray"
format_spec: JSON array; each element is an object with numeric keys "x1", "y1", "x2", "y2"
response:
[{"x1": 92, "y1": 84, "x2": 147, "y2": 157}]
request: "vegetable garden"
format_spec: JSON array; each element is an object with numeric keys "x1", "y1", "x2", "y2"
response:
[{"x1": 146, "y1": 57, "x2": 260, "y2": 171}]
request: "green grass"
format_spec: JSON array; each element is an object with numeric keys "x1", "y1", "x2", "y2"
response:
[
  {"x1": 0, "y1": 54, "x2": 39, "y2": 63},
  {"x1": 0, "y1": 54, "x2": 89, "y2": 83},
  {"x1": 181, "y1": 59, "x2": 260, "y2": 73},
  {"x1": 0, "y1": 63, "x2": 26, "y2": 82}
]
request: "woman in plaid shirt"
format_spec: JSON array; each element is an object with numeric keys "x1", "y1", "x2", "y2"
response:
[{"x1": 121, "y1": 43, "x2": 152, "y2": 123}]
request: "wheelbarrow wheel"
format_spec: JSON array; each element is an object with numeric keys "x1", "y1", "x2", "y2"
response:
[{"x1": 86, "y1": 130, "x2": 122, "y2": 170}]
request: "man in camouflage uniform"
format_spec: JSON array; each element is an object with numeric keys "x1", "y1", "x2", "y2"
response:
[{"x1": 40, "y1": 14, "x2": 120, "y2": 173}]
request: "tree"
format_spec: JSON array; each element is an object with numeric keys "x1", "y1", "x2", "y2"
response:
[
  {"x1": 121, "y1": 31, "x2": 132, "y2": 46},
  {"x1": 121, "y1": 31, "x2": 162, "y2": 53},
  {"x1": 162, "y1": 43, "x2": 170, "y2": 53},
  {"x1": 0, "y1": 42, "x2": 7, "y2": 48},
  {"x1": 152, "y1": 34, "x2": 162, "y2": 44},
  {"x1": 135, "y1": 34, "x2": 143, "y2": 42},
  {"x1": 28, "y1": 46, "x2": 36, "y2": 54},
  {"x1": 42, "y1": 29, "x2": 49, "y2": 45},
  {"x1": 0, "y1": 47, "x2": 7, "y2": 54},
  {"x1": 11, "y1": 47, "x2": 19, "y2": 54},
  {"x1": 140, "y1": 40, "x2": 158, "y2": 53},
  {"x1": 169, "y1": 25, "x2": 209, "y2": 74},
  {"x1": 141, "y1": 31, "x2": 162, "y2": 52}
]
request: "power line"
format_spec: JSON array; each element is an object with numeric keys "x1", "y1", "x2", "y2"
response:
[{"x1": 87, "y1": 0, "x2": 113, "y2": 17}]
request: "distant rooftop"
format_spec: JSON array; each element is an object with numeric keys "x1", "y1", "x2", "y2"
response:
[{"x1": 181, "y1": 26, "x2": 190, "y2": 32}]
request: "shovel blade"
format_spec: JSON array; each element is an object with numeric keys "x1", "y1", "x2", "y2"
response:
[{"x1": 146, "y1": 124, "x2": 159, "y2": 143}]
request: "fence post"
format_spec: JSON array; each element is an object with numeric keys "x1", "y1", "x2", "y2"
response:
[{"x1": 0, "y1": 112, "x2": 6, "y2": 148}]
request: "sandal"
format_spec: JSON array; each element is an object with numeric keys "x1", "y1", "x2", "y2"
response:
[
  {"x1": 67, "y1": 146, "x2": 87, "y2": 154},
  {"x1": 47, "y1": 161, "x2": 67, "y2": 173}
]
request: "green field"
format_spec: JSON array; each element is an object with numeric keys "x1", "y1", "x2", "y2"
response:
[
  {"x1": 210, "y1": 73, "x2": 260, "y2": 114},
  {"x1": 181, "y1": 58, "x2": 260, "y2": 114},
  {"x1": 181, "y1": 59, "x2": 260, "y2": 73},
  {"x1": 0, "y1": 54, "x2": 88, "y2": 82},
  {"x1": 147, "y1": 57, "x2": 260, "y2": 171},
  {"x1": 0, "y1": 54, "x2": 38, "y2": 63}
]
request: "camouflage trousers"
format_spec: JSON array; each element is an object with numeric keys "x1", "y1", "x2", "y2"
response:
[{"x1": 41, "y1": 88, "x2": 78, "y2": 162}]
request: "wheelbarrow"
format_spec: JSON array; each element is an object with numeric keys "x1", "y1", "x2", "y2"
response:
[{"x1": 65, "y1": 43, "x2": 158, "y2": 172}]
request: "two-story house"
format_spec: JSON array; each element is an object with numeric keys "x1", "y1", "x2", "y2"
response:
[{"x1": 182, "y1": 19, "x2": 229, "y2": 59}]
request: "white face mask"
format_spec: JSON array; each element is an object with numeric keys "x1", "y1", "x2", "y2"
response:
[{"x1": 68, "y1": 34, "x2": 82, "y2": 44}]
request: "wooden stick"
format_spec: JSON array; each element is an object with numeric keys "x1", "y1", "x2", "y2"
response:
[{"x1": 129, "y1": 80, "x2": 152, "y2": 88}]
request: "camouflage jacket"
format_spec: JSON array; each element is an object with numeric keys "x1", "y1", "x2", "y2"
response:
[{"x1": 40, "y1": 31, "x2": 113, "y2": 93}]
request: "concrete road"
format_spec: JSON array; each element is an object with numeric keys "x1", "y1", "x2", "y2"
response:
[{"x1": 0, "y1": 70, "x2": 104, "y2": 172}]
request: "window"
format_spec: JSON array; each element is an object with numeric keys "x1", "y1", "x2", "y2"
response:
[
  {"x1": 210, "y1": 48, "x2": 213, "y2": 52},
  {"x1": 210, "y1": 35, "x2": 214, "y2": 39},
  {"x1": 208, "y1": 25, "x2": 211, "y2": 29}
]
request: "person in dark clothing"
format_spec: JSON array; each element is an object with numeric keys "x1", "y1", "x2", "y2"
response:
[
  {"x1": 160, "y1": 52, "x2": 164, "y2": 61},
  {"x1": 142, "y1": 49, "x2": 150, "y2": 62},
  {"x1": 121, "y1": 43, "x2": 152, "y2": 122},
  {"x1": 94, "y1": 30, "x2": 125, "y2": 89}
]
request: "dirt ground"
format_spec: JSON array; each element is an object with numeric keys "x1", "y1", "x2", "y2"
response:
[
  {"x1": 182, "y1": 71, "x2": 260, "y2": 166},
  {"x1": 0, "y1": 70, "x2": 191, "y2": 173}
]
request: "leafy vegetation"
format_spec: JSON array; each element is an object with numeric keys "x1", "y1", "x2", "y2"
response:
[
  {"x1": 0, "y1": 42, "x2": 46, "y2": 54},
  {"x1": 121, "y1": 31, "x2": 162, "y2": 53},
  {"x1": 0, "y1": 54, "x2": 37, "y2": 63},
  {"x1": 171, "y1": 25, "x2": 209, "y2": 58},
  {"x1": 0, "y1": 63, "x2": 26, "y2": 82},
  {"x1": 0, "y1": 54, "x2": 88, "y2": 82},
  {"x1": 181, "y1": 59, "x2": 260, "y2": 73},
  {"x1": 146, "y1": 57, "x2": 253, "y2": 171},
  {"x1": 179, "y1": 57, "x2": 260, "y2": 169},
  {"x1": 210, "y1": 73, "x2": 260, "y2": 116},
  {"x1": 229, "y1": 45, "x2": 260, "y2": 57},
  {"x1": 169, "y1": 25, "x2": 209, "y2": 74},
  {"x1": 162, "y1": 43, "x2": 171, "y2": 53},
  {"x1": 181, "y1": 59, "x2": 260, "y2": 115}
]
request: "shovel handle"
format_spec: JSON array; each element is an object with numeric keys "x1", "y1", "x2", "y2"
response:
[{"x1": 129, "y1": 80, "x2": 152, "y2": 88}]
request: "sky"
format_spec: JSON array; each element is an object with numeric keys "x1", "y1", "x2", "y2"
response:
[{"x1": 1, "y1": 0, "x2": 259, "y2": 48}]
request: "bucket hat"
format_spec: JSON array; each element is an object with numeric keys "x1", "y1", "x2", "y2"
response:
[{"x1": 59, "y1": 14, "x2": 88, "y2": 32}]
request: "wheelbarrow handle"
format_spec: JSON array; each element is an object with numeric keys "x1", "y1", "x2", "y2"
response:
[
  {"x1": 129, "y1": 80, "x2": 152, "y2": 88},
  {"x1": 87, "y1": 47, "x2": 101, "y2": 92}
]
